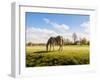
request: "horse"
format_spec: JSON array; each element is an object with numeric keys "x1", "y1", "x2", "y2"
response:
[{"x1": 46, "y1": 36, "x2": 63, "y2": 51}]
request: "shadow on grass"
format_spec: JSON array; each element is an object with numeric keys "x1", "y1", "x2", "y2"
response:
[{"x1": 34, "y1": 51, "x2": 54, "y2": 54}]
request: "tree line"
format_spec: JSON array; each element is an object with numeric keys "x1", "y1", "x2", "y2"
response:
[
  {"x1": 64, "y1": 33, "x2": 89, "y2": 45},
  {"x1": 26, "y1": 33, "x2": 90, "y2": 46}
]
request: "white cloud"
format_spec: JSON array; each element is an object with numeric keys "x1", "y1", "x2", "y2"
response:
[
  {"x1": 26, "y1": 19, "x2": 90, "y2": 43},
  {"x1": 43, "y1": 18, "x2": 69, "y2": 33},
  {"x1": 80, "y1": 21, "x2": 90, "y2": 34},
  {"x1": 52, "y1": 23, "x2": 69, "y2": 32},
  {"x1": 26, "y1": 27, "x2": 89, "y2": 44},
  {"x1": 43, "y1": 18, "x2": 50, "y2": 24},
  {"x1": 26, "y1": 27, "x2": 58, "y2": 43}
]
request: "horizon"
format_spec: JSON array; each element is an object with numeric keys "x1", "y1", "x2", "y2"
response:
[{"x1": 26, "y1": 12, "x2": 90, "y2": 44}]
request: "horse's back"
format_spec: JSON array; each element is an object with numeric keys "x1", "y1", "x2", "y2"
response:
[{"x1": 56, "y1": 36, "x2": 63, "y2": 45}]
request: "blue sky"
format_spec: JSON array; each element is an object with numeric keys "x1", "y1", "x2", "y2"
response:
[
  {"x1": 26, "y1": 12, "x2": 89, "y2": 33},
  {"x1": 25, "y1": 12, "x2": 90, "y2": 43}
]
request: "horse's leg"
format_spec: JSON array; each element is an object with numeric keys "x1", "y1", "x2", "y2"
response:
[
  {"x1": 61, "y1": 45, "x2": 63, "y2": 51},
  {"x1": 61, "y1": 40, "x2": 63, "y2": 51},
  {"x1": 59, "y1": 44, "x2": 62, "y2": 51},
  {"x1": 53, "y1": 45, "x2": 54, "y2": 51},
  {"x1": 46, "y1": 44, "x2": 48, "y2": 51},
  {"x1": 59, "y1": 45, "x2": 63, "y2": 51},
  {"x1": 50, "y1": 44, "x2": 51, "y2": 51},
  {"x1": 51, "y1": 44, "x2": 54, "y2": 51},
  {"x1": 58, "y1": 45, "x2": 61, "y2": 51}
]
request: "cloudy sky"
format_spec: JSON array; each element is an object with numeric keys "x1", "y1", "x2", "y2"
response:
[{"x1": 25, "y1": 12, "x2": 90, "y2": 43}]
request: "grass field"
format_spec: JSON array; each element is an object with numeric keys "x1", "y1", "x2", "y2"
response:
[{"x1": 26, "y1": 45, "x2": 89, "y2": 67}]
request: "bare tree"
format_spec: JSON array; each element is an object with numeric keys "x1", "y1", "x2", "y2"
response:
[{"x1": 72, "y1": 33, "x2": 77, "y2": 44}]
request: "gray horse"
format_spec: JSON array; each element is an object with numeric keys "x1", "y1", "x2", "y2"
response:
[{"x1": 46, "y1": 36, "x2": 63, "y2": 51}]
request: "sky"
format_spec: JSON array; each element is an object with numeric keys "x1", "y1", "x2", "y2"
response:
[{"x1": 25, "y1": 12, "x2": 90, "y2": 43}]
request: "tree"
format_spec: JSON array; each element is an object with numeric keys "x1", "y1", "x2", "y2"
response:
[
  {"x1": 72, "y1": 33, "x2": 77, "y2": 44},
  {"x1": 27, "y1": 42, "x2": 33, "y2": 46},
  {"x1": 64, "y1": 38, "x2": 71, "y2": 45},
  {"x1": 87, "y1": 41, "x2": 90, "y2": 45},
  {"x1": 80, "y1": 37, "x2": 87, "y2": 45}
]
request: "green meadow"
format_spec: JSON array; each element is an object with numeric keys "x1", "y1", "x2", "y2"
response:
[{"x1": 26, "y1": 45, "x2": 89, "y2": 67}]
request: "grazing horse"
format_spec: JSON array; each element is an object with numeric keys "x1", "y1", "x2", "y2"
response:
[{"x1": 46, "y1": 36, "x2": 63, "y2": 51}]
